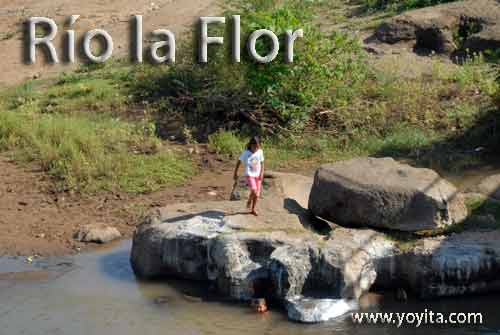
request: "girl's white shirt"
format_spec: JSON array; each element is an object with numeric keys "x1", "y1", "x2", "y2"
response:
[{"x1": 239, "y1": 149, "x2": 264, "y2": 177}]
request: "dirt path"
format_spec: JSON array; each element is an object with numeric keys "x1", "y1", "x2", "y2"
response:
[
  {"x1": 0, "y1": 147, "x2": 238, "y2": 256},
  {"x1": 0, "y1": 0, "x2": 219, "y2": 86}
]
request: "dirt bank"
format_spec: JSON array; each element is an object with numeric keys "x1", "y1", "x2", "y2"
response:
[{"x1": 0, "y1": 146, "x2": 238, "y2": 256}]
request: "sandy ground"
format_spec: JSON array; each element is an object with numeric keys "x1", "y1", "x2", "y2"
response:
[
  {"x1": 0, "y1": 0, "x2": 218, "y2": 86},
  {"x1": 0, "y1": 146, "x2": 240, "y2": 256},
  {"x1": 0, "y1": 0, "x2": 224, "y2": 256}
]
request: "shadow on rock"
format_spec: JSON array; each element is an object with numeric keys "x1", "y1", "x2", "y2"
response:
[{"x1": 283, "y1": 197, "x2": 331, "y2": 235}]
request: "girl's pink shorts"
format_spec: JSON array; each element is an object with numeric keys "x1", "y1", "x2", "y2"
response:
[{"x1": 246, "y1": 176, "x2": 262, "y2": 197}]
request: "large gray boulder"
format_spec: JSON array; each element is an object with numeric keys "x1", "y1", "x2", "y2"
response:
[
  {"x1": 308, "y1": 158, "x2": 467, "y2": 232},
  {"x1": 374, "y1": 0, "x2": 500, "y2": 55}
]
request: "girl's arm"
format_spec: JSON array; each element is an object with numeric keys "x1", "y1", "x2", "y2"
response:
[
  {"x1": 260, "y1": 161, "x2": 265, "y2": 180},
  {"x1": 234, "y1": 159, "x2": 241, "y2": 181}
]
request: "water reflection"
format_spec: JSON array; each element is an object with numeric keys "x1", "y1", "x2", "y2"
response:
[{"x1": 0, "y1": 241, "x2": 499, "y2": 335}]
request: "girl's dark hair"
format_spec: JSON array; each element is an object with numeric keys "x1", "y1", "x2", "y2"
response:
[{"x1": 246, "y1": 136, "x2": 261, "y2": 150}]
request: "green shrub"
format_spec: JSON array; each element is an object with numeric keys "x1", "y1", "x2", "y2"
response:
[
  {"x1": 132, "y1": 0, "x2": 367, "y2": 137},
  {"x1": 231, "y1": 0, "x2": 367, "y2": 112}
]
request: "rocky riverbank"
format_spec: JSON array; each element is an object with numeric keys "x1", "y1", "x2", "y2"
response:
[{"x1": 130, "y1": 158, "x2": 500, "y2": 323}]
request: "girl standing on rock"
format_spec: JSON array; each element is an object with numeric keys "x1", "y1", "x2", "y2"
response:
[{"x1": 233, "y1": 136, "x2": 265, "y2": 216}]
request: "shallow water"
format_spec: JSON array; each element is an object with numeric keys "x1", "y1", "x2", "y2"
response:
[{"x1": 1, "y1": 241, "x2": 500, "y2": 335}]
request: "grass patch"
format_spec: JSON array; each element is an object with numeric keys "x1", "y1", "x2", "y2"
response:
[
  {"x1": 208, "y1": 126, "x2": 440, "y2": 169},
  {"x1": 0, "y1": 61, "x2": 197, "y2": 194},
  {"x1": 0, "y1": 85, "x2": 195, "y2": 193},
  {"x1": 3, "y1": 62, "x2": 132, "y2": 116},
  {"x1": 208, "y1": 131, "x2": 245, "y2": 158},
  {"x1": 0, "y1": 31, "x2": 16, "y2": 41}
]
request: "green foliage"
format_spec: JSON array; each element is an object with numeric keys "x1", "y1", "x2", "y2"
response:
[
  {"x1": 208, "y1": 131, "x2": 245, "y2": 158},
  {"x1": 229, "y1": 0, "x2": 367, "y2": 114},
  {"x1": 134, "y1": 0, "x2": 367, "y2": 137},
  {"x1": 125, "y1": 0, "x2": 495, "y2": 153},
  {"x1": 362, "y1": 0, "x2": 458, "y2": 12},
  {"x1": 0, "y1": 62, "x2": 195, "y2": 194}
]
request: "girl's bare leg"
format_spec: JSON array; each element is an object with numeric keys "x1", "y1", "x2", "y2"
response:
[
  {"x1": 251, "y1": 192, "x2": 258, "y2": 216},
  {"x1": 247, "y1": 192, "x2": 255, "y2": 212}
]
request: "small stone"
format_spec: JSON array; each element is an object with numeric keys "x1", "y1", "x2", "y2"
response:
[
  {"x1": 230, "y1": 191, "x2": 241, "y2": 201},
  {"x1": 74, "y1": 224, "x2": 121, "y2": 244}
]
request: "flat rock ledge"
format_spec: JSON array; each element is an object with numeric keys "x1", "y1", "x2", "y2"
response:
[{"x1": 130, "y1": 170, "x2": 500, "y2": 323}]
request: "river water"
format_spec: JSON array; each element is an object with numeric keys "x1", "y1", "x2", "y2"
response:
[{"x1": 1, "y1": 241, "x2": 499, "y2": 335}]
